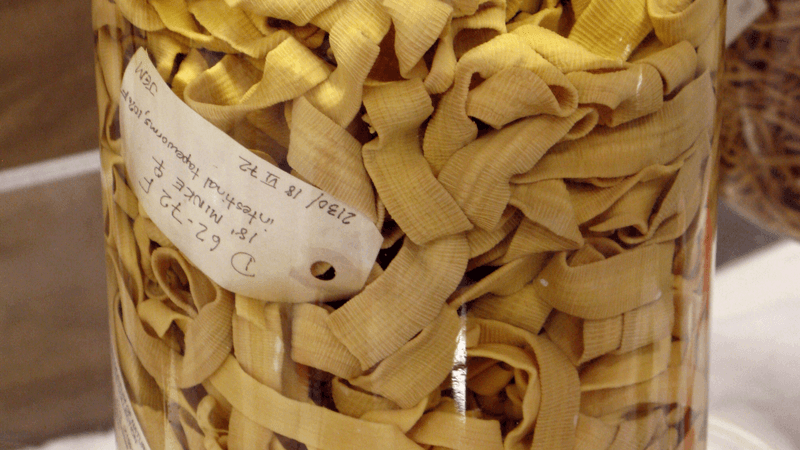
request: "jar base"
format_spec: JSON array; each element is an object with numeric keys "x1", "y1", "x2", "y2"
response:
[{"x1": 707, "y1": 415, "x2": 779, "y2": 450}]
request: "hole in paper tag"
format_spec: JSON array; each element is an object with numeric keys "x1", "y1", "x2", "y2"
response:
[
  {"x1": 311, "y1": 261, "x2": 337, "y2": 281},
  {"x1": 289, "y1": 247, "x2": 360, "y2": 290}
]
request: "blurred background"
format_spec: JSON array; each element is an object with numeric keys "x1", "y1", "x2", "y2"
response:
[
  {"x1": 1, "y1": 1, "x2": 111, "y2": 448},
  {"x1": 0, "y1": 1, "x2": 797, "y2": 450}
]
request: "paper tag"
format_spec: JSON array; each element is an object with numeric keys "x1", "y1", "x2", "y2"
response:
[
  {"x1": 120, "y1": 48, "x2": 382, "y2": 303},
  {"x1": 726, "y1": 0, "x2": 768, "y2": 46},
  {"x1": 111, "y1": 350, "x2": 152, "y2": 450}
]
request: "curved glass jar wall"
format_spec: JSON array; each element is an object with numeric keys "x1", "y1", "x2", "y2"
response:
[
  {"x1": 93, "y1": 0, "x2": 724, "y2": 448},
  {"x1": 720, "y1": 0, "x2": 800, "y2": 240}
]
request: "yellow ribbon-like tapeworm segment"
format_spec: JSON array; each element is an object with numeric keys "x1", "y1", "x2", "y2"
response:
[
  {"x1": 505, "y1": 217, "x2": 583, "y2": 259},
  {"x1": 468, "y1": 284, "x2": 553, "y2": 335},
  {"x1": 546, "y1": 311, "x2": 623, "y2": 366},
  {"x1": 233, "y1": 298, "x2": 287, "y2": 390},
  {"x1": 636, "y1": 40, "x2": 698, "y2": 95},
  {"x1": 143, "y1": 31, "x2": 189, "y2": 83},
  {"x1": 171, "y1": 49, "x2": 210, "y2": 100},
  {"x1": 546, "y1": 288, "x2": 675, "y2": 368},
  {"x1": 566, "y1": 63, "x2": 664, "y2": 126},
  {"x1": 230, "y1": 0, "x2": 337, "y2": 25},
  {"x1": 384, "y1": 0, "x2": 452, "y2": 78},
  {"x1": 210, "y1": 356, "x2": 427, "y2": 450},
  {"x1": 511, "y1": 24, "x2": 625, "y2": 72},
  {"x1": 424, "y1": 32, "x2": 579, "y2": 173},
  {"x1": 619, "y1": 139, "x2": 709, "y2": 245},
  {"x1": 151, "y1": 247, "x2": 235, "y2": 388},
  {"x1": 362, "y1": 79, "x2": 473, "y2": 243},
  {"x1": 469, "y1": 319, "x2": 580, "y2": 450},
  {"x1": 407, "y1": 402, "x2": 505, "y2": 450},
  {"x1": 290, "y1": 303, "x2": 362, "y2": 379},
  {"x1": 305, "y1": 21, "x2": 380, "y2": 127},
  {"x1": 108, "y1": 248, "x2": 196, "y2": 416},
  {"x1": 568, "y1": 151, "x2": 692, "y2": 226},
  {"x1": 617, "y1": 294, "x2": 675, "y2": 354},
  {"x1": 150, "y1": 0, "x2": 237, "y2": 52},
  {"x1": 359, "y1": 390, "x2": 439, "y2": 434},
  {"x1": 515, "y1": 70, "x2": 714, "y2": 183},
  {"x1": 327, "y1": 234, "x2": 469, "y2": 369},
  {"x1": 580, "y1": 364, "x2": 706, "y2": 418},
  {"x1": 509, "y1": 179, "x2": 584, "y2": 248},
  {"x1": 465, "y1": 207, "x2": 523, "y2": 259},
  {"x1": 438, "y1": 107, "x2": 597, "y2": 230},
  {"x1": 579, "y1": 336, "x2": 673, "y2": 392},
  {"x1": 577, "y1": 416, "x2": 620, "y2": 449},
  {"x1": 287, "y1": 97, "x2": 378, "y2": 223},
  {"x1": 115, "y1": 0, "x2": 165, "y2": 31},
  {"x1": 312, "y1": 0, "x2": 392, "y2": 47},
  {"x1": 348, "y1": 305, "x2": 461, "y2": 408},
  {"x1": 109, "y1": 199, "x2": 145, "y2": 306},
  {"x1": 330, "y1": 375, "x2": 398, "y2": 418},
  {"x1": 187, "y1": 34, "x2": 328, "y2": 126},
  {"x1": 649, "y1": 0, "x2": 722, "y2": 47},
  {"x1": 569, "y1": 0, "x2": 652, "y2": 61},
  {"x1": 534, "y1": 241, "x2": 675, "y2": 320},
  {"x1": 228, "y1": 407, "x2": 273, "y2": 450},
  {"x1": 450, "y1": 253, "x2": 548, "y2": 307},
  {"x1": 606, "y1": 408, "x2": 669, "y2": 449}
]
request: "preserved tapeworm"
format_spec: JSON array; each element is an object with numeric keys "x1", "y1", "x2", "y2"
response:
[
  {"x1": 93, "y1": 0, "x2": 722, "y2": 449},
  {"x1": 720, "y1": 0, "x2": 800, "y2": 240}
]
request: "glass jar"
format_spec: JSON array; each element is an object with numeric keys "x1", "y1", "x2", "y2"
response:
[
  {"x1": 720, "y1": 0, "x2": 800, "y2": 241},
  {"x1": 93, "y1": 1, "x2": 724, "y2": 448}
]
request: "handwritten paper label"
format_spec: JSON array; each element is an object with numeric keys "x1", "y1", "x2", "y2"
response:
[
  {"x1": 112, "y1": 350, "x2": 151, "y2": 450},
  {"x1": 726, "y1": 0, "x2": 768, "y2": 46},
  {"x1": 120, "y1": 48, "x2": 382, "y2": 303}
]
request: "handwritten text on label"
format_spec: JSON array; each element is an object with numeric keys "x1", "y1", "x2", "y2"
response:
[{"x1": 120, "y1": 48, "x2": 382, "y2": 303}]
